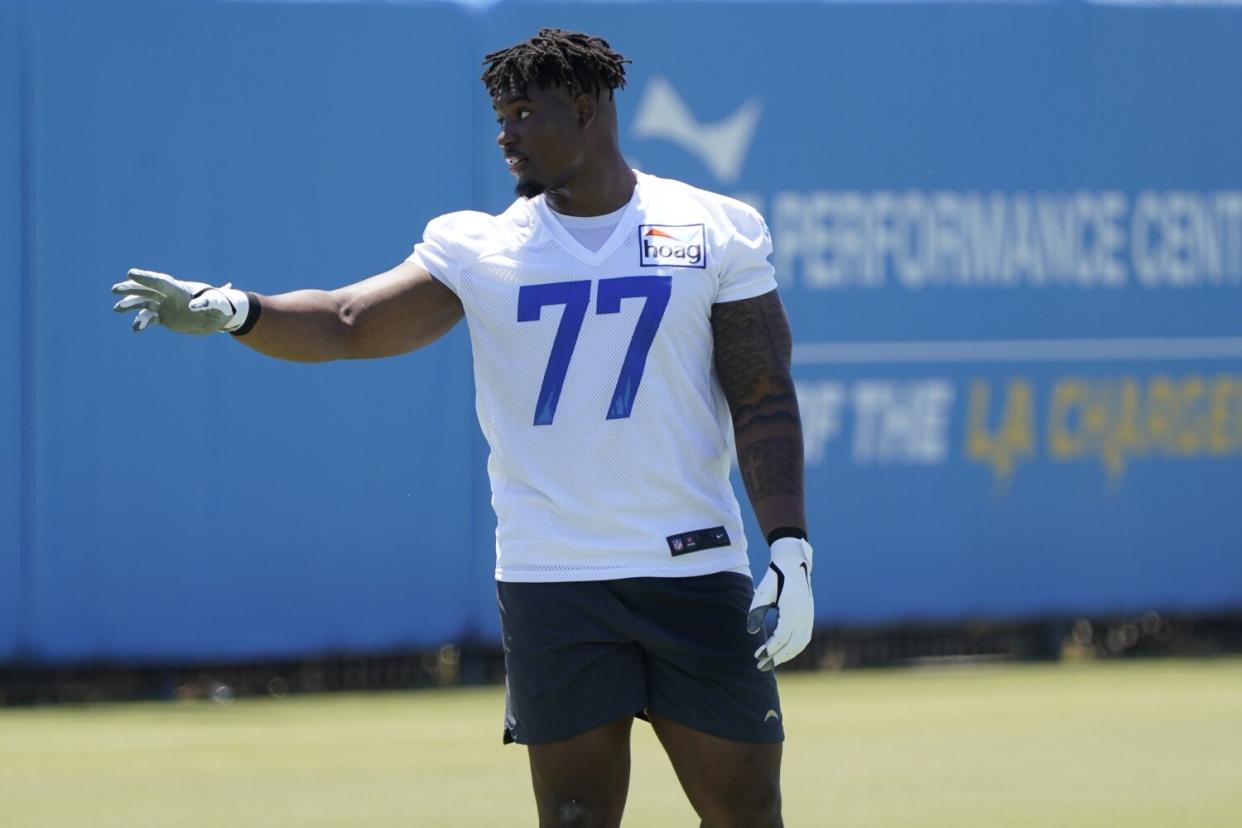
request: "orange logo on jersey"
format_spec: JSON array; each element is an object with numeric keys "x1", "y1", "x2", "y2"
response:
[{"x1": 639, "y1": 224, "x2": 706, "y2": 269}]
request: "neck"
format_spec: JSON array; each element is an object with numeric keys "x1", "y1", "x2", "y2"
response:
[{"x1": 545, "y1": 149, "x2": 636, "y2": 217}]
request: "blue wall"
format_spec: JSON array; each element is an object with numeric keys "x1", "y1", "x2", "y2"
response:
[
  {"x1": 1, "y1": 0, "x2": 23, "y2": 660},
  {"x1": 4, "y1": 0, "x2": 1241, "y2": 664},
  {"x1": 15, "y1": 0, "x2": 490, "y2": 663}
]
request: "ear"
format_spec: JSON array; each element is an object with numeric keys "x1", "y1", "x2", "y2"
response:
[{"x1": 574, "y1": 92, "x2": 597, "y2": 130}]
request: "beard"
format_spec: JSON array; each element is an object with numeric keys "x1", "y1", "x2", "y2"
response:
[{"x1": 515, "y1": 178, "x2": 546, "y2": 199}]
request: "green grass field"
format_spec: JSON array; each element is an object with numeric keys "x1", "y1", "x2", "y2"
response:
[{"x1": 1, "y1": 658, "x2": 1240, "y2": 826}]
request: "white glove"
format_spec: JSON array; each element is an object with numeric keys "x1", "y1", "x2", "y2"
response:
[
  {"x1": 112, "y1": 268, "x2": 249, "y2": 335},
  {"x1": 747, "y1": 537, "x2": 814, "y2": 671}
]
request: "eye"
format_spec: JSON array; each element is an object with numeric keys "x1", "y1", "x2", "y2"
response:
[{"x1": 495, "y1": 107, "x2": 533, "y2": 126}]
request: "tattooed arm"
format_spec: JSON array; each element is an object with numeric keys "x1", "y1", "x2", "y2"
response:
[
  {"x1": 715, "y1": 288, "x2": 815, "y2": 670},
  {"x1": 711, "y1": 289, "x2": 807, "y2": 540}
]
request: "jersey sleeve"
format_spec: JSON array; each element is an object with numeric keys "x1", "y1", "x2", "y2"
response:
[
  {"x1": 406, "y1": 211, "x2": 495, "y2": 295},
  {"x1": 714, "y1": 201, "x2": 778, "y2": 304}
]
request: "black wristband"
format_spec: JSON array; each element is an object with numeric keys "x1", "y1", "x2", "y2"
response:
[
  {"x1": 230, "y1": 292, "x2": 262, "y2": 337},
  {"x1": 766, "y1": 526, "x2": 808, "y2": 546}
]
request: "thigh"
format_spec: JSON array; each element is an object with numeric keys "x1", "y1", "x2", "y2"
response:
[
  {"x1": 621, "y1": 572, "x2": 785, "y2": 744},
  {"x1": 499, "y1": 580, "x2": 648, "y2": 745},
  {"x1": 527, "y1": 717, "x2": 634, "y2": 828},
  {"x1": 649, "y1": 713, "x2": 783, "y2": 828}
]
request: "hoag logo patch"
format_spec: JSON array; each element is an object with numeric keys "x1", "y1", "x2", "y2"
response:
[{"x1": 639, "y1": 224, "x2": 706, "y2": 269}]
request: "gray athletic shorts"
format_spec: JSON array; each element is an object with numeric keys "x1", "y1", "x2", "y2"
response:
[{"x1": 498, "y1": 571, "x2": 784, "y2": 746}]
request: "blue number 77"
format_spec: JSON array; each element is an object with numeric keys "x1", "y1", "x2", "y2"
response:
[{"x1": 517, "y1": 276, "x2": 672, "y2": 425}]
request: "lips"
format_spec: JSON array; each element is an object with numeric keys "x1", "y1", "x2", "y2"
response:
[{"x1": 505, "y1": 153, "x2": 528, "y2": 174}]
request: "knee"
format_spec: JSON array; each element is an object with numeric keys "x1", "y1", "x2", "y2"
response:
[
  {"x1": 704, "y1": 780, "x2": 782, "y2": 828},
  {"x1": 739, "y1": 782, "x2": 782, "y2": 826},
  {"x1": 747, "y1": 782, "x2": 782, "y2": 825},
  {"x1": 540, "y1": 794, "x2": 621, "y2": 828}
]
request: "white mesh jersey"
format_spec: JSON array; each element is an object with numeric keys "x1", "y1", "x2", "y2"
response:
[{"x1": 408, "y1": 171, "x2": 777, "y2": 582}]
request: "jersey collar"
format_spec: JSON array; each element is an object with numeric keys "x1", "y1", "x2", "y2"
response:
[{"x1": 532, "y1": 175, "x2": 643, "y2": 267}]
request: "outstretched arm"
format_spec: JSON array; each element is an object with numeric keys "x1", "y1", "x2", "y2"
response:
[
  {"x1": 238, "y1": 261, "x2": 463, "y2": 362},
  {"x1": 114, "y1": 261, "x2": 464, "y2": 362},
  {"x1": 711, "y1": 289, "x2": 806, "y2": 539}
]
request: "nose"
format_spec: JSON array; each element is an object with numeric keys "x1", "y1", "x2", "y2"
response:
[{"x1": 497, "y1": 124, "x2": 516, "y2": 150}]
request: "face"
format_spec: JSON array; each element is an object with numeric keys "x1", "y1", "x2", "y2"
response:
[{"x1": 494, "y1": 84, "x2": 588, "y2": 199}]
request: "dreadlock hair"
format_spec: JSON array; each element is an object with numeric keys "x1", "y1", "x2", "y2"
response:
[{"x1": 481, "y1": 28, "x2": 630, "y2": 102}]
